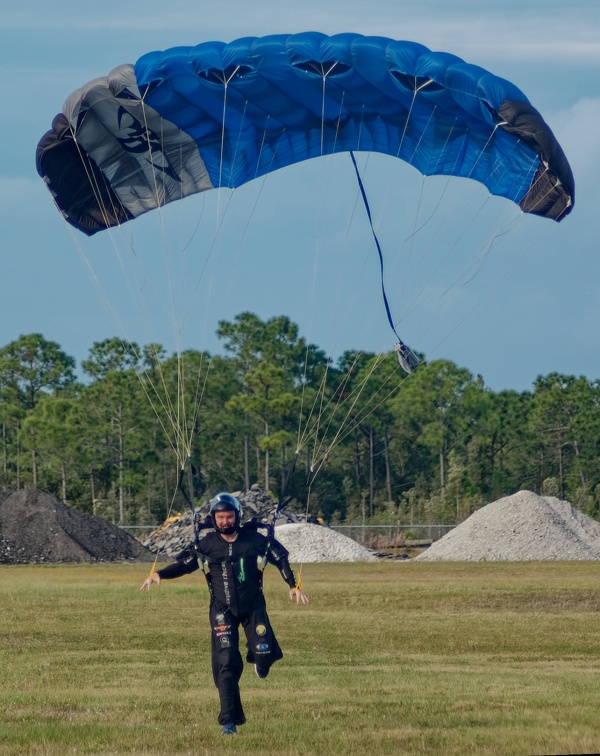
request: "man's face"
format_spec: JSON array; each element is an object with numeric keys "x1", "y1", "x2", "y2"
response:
[{"x1": 214, "y1": 510, "x2": 236, "y2": 530}]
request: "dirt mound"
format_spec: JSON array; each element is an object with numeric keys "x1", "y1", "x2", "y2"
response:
[
  {"x1": 414, "y1": 490, "x2": 600, "y2": 562},
  {"x1": 0, "y1": 489, "x2": 154, "y2": 564}
]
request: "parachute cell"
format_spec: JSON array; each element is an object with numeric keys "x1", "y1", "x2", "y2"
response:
[{"x1": 36, "y1": 32, "x2": 574, "y2": 235}]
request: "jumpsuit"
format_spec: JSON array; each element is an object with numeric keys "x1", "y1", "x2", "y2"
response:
[{"x1": 157, "y1": 524, "x2": 297, "y2": 725}]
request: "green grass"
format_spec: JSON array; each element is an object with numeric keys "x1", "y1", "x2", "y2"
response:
[{"x1": 2, "y1": 561, "x2": 600, "y2": 754}]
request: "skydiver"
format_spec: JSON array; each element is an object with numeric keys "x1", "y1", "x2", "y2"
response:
[{"x1": 140, "y1": 492, "x2": 309, "y2": 736}]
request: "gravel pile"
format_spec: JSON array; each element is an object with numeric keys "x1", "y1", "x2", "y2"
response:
[
  {"x1": 414, "y1": 490, "x2": 600, "y2": 562},
  {"x1": 142, "y1": 485, "x2": 379, "y2": 562},
  {"x1": 143, "y1": 485, "x2": 304, "y2": 558},
  {"x1": 0, "y1": 489, "x2": 154, "y2": 564},
  {"x1": 274, "y1": 523, "x2": 378, "y2": 563}
]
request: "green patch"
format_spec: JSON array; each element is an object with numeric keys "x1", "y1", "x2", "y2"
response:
[{"x1": 1, "y1": 562, "x2": 600, "y2": 754}]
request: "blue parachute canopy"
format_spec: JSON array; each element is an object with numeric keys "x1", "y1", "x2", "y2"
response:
[{"x1": 36, "y1": 33, "x2": 574, "y2": 235}]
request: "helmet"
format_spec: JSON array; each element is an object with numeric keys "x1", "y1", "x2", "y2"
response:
[{"x1": 209, "y1": 492, "x2": 241, "y2": 534}]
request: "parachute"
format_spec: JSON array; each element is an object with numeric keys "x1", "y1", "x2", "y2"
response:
[{"x1": 36, "y1": 32, "x2": 574, "y2": 237}]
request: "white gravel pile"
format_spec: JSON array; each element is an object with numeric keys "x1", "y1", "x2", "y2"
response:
[
  {"x1": 414, "y1": 490, "x2": 600, "y2": 562},
  {"x1": 275, "y1": 523, "x2": 378, "y2": 563}
]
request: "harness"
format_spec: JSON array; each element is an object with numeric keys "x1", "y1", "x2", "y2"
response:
[{"x1": 177, "y1": 456, "x2": 300, "y2": 593}]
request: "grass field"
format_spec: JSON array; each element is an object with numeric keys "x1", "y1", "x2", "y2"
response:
[{"x1": 2, "y1": 560, "x2": 600, "y2": 755}]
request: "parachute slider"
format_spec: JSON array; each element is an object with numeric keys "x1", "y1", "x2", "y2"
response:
[{"x1": 395, "y1": 342, "x2": 419, "y2": 373}]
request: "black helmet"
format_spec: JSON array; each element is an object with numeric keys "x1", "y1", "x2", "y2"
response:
[{"x1": 209, "y1": 492, "x2": 241, "y2": 534}]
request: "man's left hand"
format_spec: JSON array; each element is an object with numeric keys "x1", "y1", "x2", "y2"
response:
[{"x1": 289, "y1": 587, "x2": 309, "y2": 605}]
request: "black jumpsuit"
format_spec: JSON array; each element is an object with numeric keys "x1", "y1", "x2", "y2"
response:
[{"x1": 157, "y1": 525, "x2": 297, "y2": 726}]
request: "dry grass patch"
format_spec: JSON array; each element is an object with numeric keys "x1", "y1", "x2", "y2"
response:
[{"x1": 2, "y1": 562, "x2": 600, "y2": 754}]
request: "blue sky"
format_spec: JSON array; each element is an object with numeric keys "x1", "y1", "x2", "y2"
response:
[{"x1": 1, "y1": 1, "x2": 599, "y2": 392}]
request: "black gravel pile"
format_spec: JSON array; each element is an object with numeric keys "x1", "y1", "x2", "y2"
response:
[
  {"x1": 0, "y1": 489, "x2": 154, "y2": 564},
  {"x1": 143, "y1": 484, "x2": 303, "y2": 558}
]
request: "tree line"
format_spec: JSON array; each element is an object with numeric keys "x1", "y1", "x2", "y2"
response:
[{"x1": 1, "y1": 313, "x2": 599, "y2": 528}]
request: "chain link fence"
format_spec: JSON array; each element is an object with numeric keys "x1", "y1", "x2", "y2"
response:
[
  {"x1": 329, "y1": 524, "x2": 455, "y2": 550},
  {"x1": 120, "y1": 523, "x2": 456, "y2": 551}
]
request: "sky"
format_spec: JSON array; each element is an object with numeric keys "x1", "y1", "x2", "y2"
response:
[{"x1": 1, "y1": 0, "x2": 599, "y2": 393}]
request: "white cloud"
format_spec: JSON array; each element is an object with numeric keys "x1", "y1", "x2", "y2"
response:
[
  {"x1": 3, "y1": 2, "x2": 599, "y2": 68},
  {"x1": 0, "y1": 176, "x2": 56, "y2": 226},
  {"x1": 553, "y1": 98, "x2": 600, "y2": 174},
  {"x1": 0, "y1": 175, "x2": 41, "y2": 204}
]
